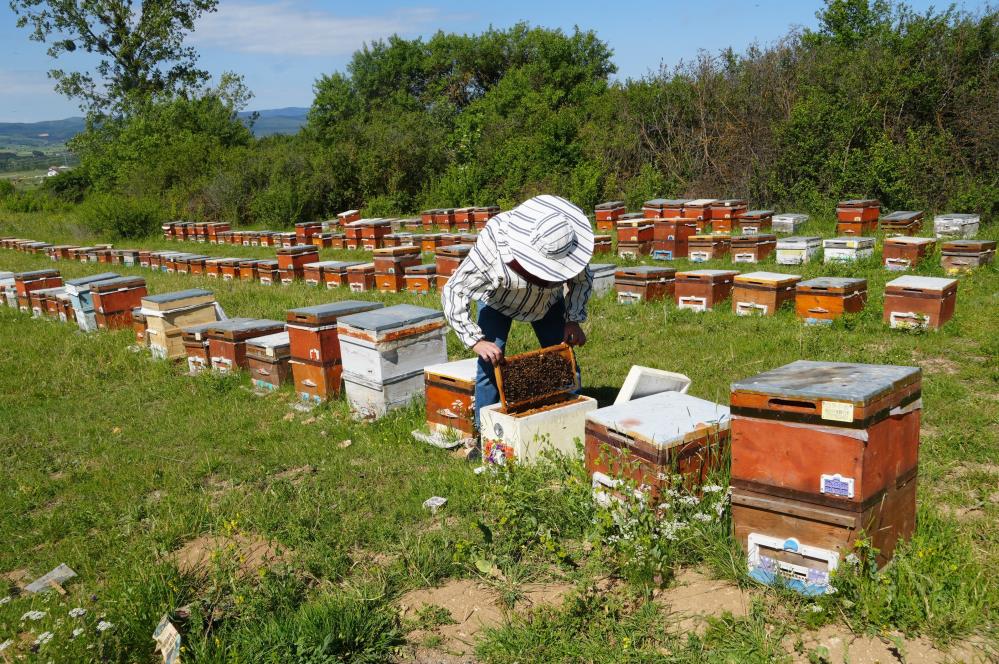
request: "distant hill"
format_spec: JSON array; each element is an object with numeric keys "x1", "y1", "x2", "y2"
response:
[{"x1": 0, "y1": 107, "x2": 310, "y2": 147}]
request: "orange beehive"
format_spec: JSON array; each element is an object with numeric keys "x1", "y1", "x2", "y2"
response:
[
  {"x1": 239, "y1": 259, "x2": 260, "y2": 282},
  {"x1": 643, "y1": 198, "x2": 687, "y2": 219},
  {"x1": 731, "y1": 271, "x2": 800, "y2": 316},
  {"x1": 286, "y1": 301, "x2": 383, "y2": 364},
  {"x1": 615, "y1": 218, "x2": 654, "y2": 244},
  {"x1": 675, "y1": 269, "x2": 739, "y2": 311},
  {"x1": 731, "y1": 234, "x2": 777, "y2": 264},
  {"x1": 883, "y1": 276, "x2": 957, "y2": 330},
  {"x1": 405, "y1": 264, "x2": 437, "y2": 294},
  {"x1": 836, "y1": 199, "x2": 881, "y2": 223},
  {"x1": 595, "y1": 201, "x2": 626, "y2": 228},
  {"x1": 277, "y1": 246, "x2": 319, "y2": 283},
  {"x1": 435, "y1": 244, "x2": 471, "y2": 277},
  {"x1": 615, "y1": 266, "x2": 676, "y2": 304},
  {"x1": 709, "y1": 199, "x2": 748, "y2": 221},
  {"x1": 320, "y1": 261, "x2": 364, "y2": 289},
  {"x1": 256, "y1": 260, "x2": 281, "y2": 285},
  {"x1": 687, "y1": 235, "x2": 731, "y2": 262},
  {"x1": 880, "y1": 211, "x2": 923, "y2": 236},
  {"x1": 795, "y1": 277, "x2": 868, "y2": 325},
  {"x1": 883, "y1": 237, "x2": 936, "y2": 271},
  {"x1": 651, "y1": 219, "x2": 698, "y2": 260},
  {"x1": 207, "y1": 319, "x2": 286, "y2": 373},
  {"x1": 593, "y1": 235, "x2": 613, "y2": 254},
  {"x1": 347, "y1": 263, "x2": 376, "y2": 292},
  {"x1": 424, "y1": 358, "x2": 478, "y2": 436},
  {"x1": 734, "y1": 210, "x2": 773, "y2": 235}
]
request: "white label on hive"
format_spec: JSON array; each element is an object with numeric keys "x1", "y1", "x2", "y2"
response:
[
  {"x1": 820, "y1": 473, "x2": 855, "y2": 498},
  {"x1": 821, "y1": 400, "x2": 854, "y2": 422}
]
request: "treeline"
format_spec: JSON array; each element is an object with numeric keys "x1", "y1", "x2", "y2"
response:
[{"x1": 19, "y1": 1, "x2": 999, "y2": 236}]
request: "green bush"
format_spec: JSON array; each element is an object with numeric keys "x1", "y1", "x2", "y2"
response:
[
  {"x1": 78, "y1": 192, "x2": 167, "y2": 239},
  {"x1": 0, "y1": 179, "x2": 14, "y2": 198},
  {"x1": 40, "y1": 168, "x2": 91, "y2": 203}
]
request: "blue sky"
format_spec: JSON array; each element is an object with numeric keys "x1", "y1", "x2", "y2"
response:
[{"x1": 0, "y1": 0, "x2": 977, "y2": 122}]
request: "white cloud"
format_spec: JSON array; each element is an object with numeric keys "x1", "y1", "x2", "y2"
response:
[{"x1": 193, "y1": 2, "x2": 443, "y2": 57}]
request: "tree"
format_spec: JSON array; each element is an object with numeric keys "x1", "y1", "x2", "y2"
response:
[{"x1": 10, "y1": 0, "x2": 219, "y2": 116}]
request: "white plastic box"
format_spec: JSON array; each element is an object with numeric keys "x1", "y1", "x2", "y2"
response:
[
  {"x1": 823, "y1": 237, "x2": 874, "y2": 263},
  {"x1": 775, "y1": 237, "x2": 821, "y2": 265},
  {"x1": 337, "y1": 305, "x2": 447, "y2": 384},
  {"x1": 614, "y1": 366, "x2": 692, "y2": 404},
  {"x1": 933, "y1": 213, "x2": 979, "y2": 239},
  {"x1": 772, "y1": 213, "x2": 809, "y2": 234},
  {"x1": 481, "y1": 396, "x2": 597, "y2": 465}
]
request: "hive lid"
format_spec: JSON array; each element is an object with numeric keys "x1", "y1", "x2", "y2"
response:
[
  {"x1": 373, "y1": 246, "x2": 421, "y2": 256},
  {"x1": 286, "y1": 300, "x2": 384, "y2": 325},
  {"x1": 776, "y1": 236, "x2": 821, "y2": 246},
  {"x1": 338, "y1": 209, "x2": 360, "y2": 217},
  {"x1": 730, "y1": 360, "x2": 921, "y2": 405},
  {"x1": 619, "y1": 212, "x2": 645, "y2": 220},
  {"x1": 276, "y1": 245, "x2": 318, "y2": 255},
  {"x1": 588, "y1": 263, "x2": 617, "y2": 276},
  {"x1": 182, "y1": 318, "x2": 255, "y2": 341},
  {"x1": 773, "y1": 213, "x2": 809, "y2": 221},
  {"x1": 885, "y1": 275, "x2": 956, "y2": 292},
  {"x1": 425, "y1": 357, "x2": 479, "y2": 382},
  {"x1": 65, "y1": 272, "x2": 120, "y2": 288},
  {"x1": 644, "y1": 198, "x2": 688, "y2": 207},
  {"x1": 615, "y1": 265, "x2": 676, "y2": 277},
  {"x1": 346, "y1": 262, "x2": 375, "y2": 272},
  {"x1": 824, "y1": 237, "x2": 875, "y2": 248},
  {"x1": 738, "y1": 209, "x2": 774, "y2": 218},
  {"x1": 495, "y1": 344, "x2": 579, "y2": 412},
  {"x1": 837, "y1": 199, "x2": 880, "y2": 207},
  {"x1": 33, "y1": 286, "x2": 66, "y2": 297},
  {"x1": 257, "y1": 260, "x2": 279, "y2": 268},
  {"x1": 595, "y1": 200, "x2": 625, "y2": 209},
  {"x1": 337, "y1": 304, "x2": 444, "y2": 332},
  {"x1": 90, "y1": 276, "x2": 146, "y2": 291},
  {"x1": 735, "y1": 271, "x2": 801, "y2": 285},
  {"x1": 0, "y1": 271, "x2": 14, "y2": 281},
  {"x1": 942, "y1": 239, "x2": 995, "y2": 251},
  {"x1": 209, "y1": 318, "x2": 285, "y2": 341},
  {"x1": 245, "y1": 331, "x2": 291, "y2": 350},
  {"x1": 587, "y1": 391, "x2": 730, "y2": 449},
  {"x1": 715, "y1": 199, "x2": 748, "y2": 206},
  {"x1": 798, "y1": 277, "x2": 866, "y2": 290},
  {"x1": 689, "y1": 234, "x2": 726, "y2": 242},
  {"x1": 437, "y1": 245, "x2": 472, "y2": 257},
  {"x1": 885, "y1": 236, "x2": 935, "y2": 246},
  {"x1": 405, "y1": 264, "x2": 437, "y2": 275},
  {"x1": 934, "y1": 213, "x2": 979, "y2": 222},
  {"x1": 474, "y1": 205, "x2": 500, "y2": 212},
  {"x1": 15, "y1": 269, "x2": 60, "y2": 279},
  {"x1": 732, "y1": 234, "x2": 777, "y2": 243},
  {"x1": 677, "y1": 269, "x2": 740, "y2": 279},
  {"x1": 141, "y1": 289, "x2": 214, "y2": 310},
  {"x1": 302, "y1": 261, "x2": 344, "y2": 269},
  {"x1": 686, "y1": 198, "x2": 718, "y2": 206},
  {"x1": 882, "y1": 210, "x2": 923, "y2": 221}
]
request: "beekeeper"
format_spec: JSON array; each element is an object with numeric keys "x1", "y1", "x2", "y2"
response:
[{"x1": 441, "y1": 194, "x2": 594, "y2": 430}]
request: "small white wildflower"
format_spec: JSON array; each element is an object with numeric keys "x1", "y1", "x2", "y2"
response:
[
  {"x1": 71, "y1": 628, "x2": 84, "y2": 638},
  {"x1": 21, "y1": 610, "x2": 46, "y2": 621},
  {"x1": 0, "y1": 639, "x2": 13, "y2": 652},
  {"x1": 826, "y1": 585, "x2": 837, "y2": 594},
  {"x1": 679, "y1": 495, "x2": 699, "y2": 506},
  {"x1": 715, "y1": 501, "x2": 726, "y2": 516},
  {"x1": 34, "y1": 631, "x2": 54, "y2": 646},
  {"x1": 809, "y1": 604, "x2": 823, "y2": 613},
  {"x1": 69, "y1": 607, "x2": 86, "y2": 618},
  {"x1": 96, "y1": 620, "x2": 113, "y2": 632},
  {"x1": 845, "y1": 553, "x2": 860, "y2": 566},
  {"x1": 0, "y1": 596, "x2": 10, "y2": 605},
  {"x1": 692, "y1": 512, "x2": 713, "y2": 522},
  {"x1": 702, "y1": 484, "x2": 724, "y2": 493}
]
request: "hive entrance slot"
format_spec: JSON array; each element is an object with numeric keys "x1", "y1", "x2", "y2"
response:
[{"x1": 767, "y1": 398, "x2": 817, "y2": 413}]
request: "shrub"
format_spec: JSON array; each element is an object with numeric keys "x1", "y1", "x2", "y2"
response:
[
  {"x1": 0, "y1": 179, "x2": 14, "y2": 198},
  {"x1": 78, "y1": 192, "x2": 167, "y2": 239},
  {"x1": 40, "y1": 169, "x2": 92, "y2": 203}
]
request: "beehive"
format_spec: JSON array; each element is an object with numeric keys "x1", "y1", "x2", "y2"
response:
[
  {"x1": 453, "y1": 207, "x2": 475, "y2": 230},
  {"x1": 651, "y1": 219, "x2": 698, "y2": 260},
  {"x1": 585, "y1": 391, "x2": 730, "y2": 498},
  {"x1": 64, "y1": 272, "x2": 120, "y2": 331},
  {"x1": 617, "y1": 240, "x2": 653, "y2": 259},
  {"x1": 835, "y1": 199, "x2": 880, "y2": 223},
  {"x1": 823, "y1": 237, "x2": 874, "y2": 263},
  {"x1": 795, "y1": 277, "x2": 867, "y2": 325},
  {"x1": 404, "y1": 264, "x2": 437, "y2": 294},
  {"x1": 880, "y1": 210, "x2": 923, "y2": 236},
  {"x1": 277, "y1": 246, "x2": 320, "y2": 283},
  {"x1": 256, "y1": 260, "x2": 281, "y2": 285},
  {"x1": 595, "y1": 200, "x2": 626, "y2": 230},
  {"x1": 286, "y1": 301, "x2": 384, "y2": 364},
  {"x1": 295, "y1": 221, "x2": 322, "y2": 243},
  {"x1": 320, "y1": 261, "x2": 365, "y2": 289},
  {"x1": 709, "y1": 199, "x2": 748, "y2": 222},
  {"x1": 883, "y1": 275, "x2": 957, "y2": 330},
  {"x1": 642, "y1": 198, "x2": 687, "y2": 219},
  {"x1": 337, "y1": 305, "x2": 447, "y2": 385},
  {"x1": 142, "y1": 289, "x2": 223, "y2": 360},
  {"x1": 90, "y1": 276, "x2": 148, "y2": 330},
  {"x1": 675, "y1": 269, "x2": 739, "y2": 311},
  {"x1": 207, "y1": 319, "x2": 286, "y2": 373},
  {"x1": 346, "y1": 263, "x2": 376, "y2": 292},
  {"x1": 238, "y1": 259, "x2": 260, "y2": 282},
  {"x1": 615, "y1": 218, "x2": 654, "y2": 244},
  {"x1": 374, "y1": 246, "x2": 422, "y2": 293},
  {"x1": 472, "y1": 206, "x2": 500, "y2": 227},
  {"x1": 940, "y1": 239, "x2": 995, "y2": 274},
  {"x1": 933, "y1": 213, "x2": 979, "y2": 239},
  {"x1": 246, "y1": 332, "x2": 292, "y2": 391},
  {"x1": 14, "y1": 269, "x2": 63, "y2": 312},
  {"x1": 435, "y1": 244, "x2": 471, "y2": 278},
  {"x1": 303, "y1": 261, "x2": 344, "y2": 287},
  {"x1": 614, "y1": 266, "x2": 676, "y2": 304},
  {"x1": 589, "y1": 264, "x2": 617, "y2": 295},
  {"x1": 734, "y1": 210, "x2": 774, "y2": 235},
  {"x1": 882, "y1": 237, "x2": 936, "y2": 270},
  {"x1": 688, "y1": 235, "x2": 731, "y2": 262},
  {"x1": 338, "y1": 209, "x2": 361, "y2": 225},
  {"x1": 480, "y1": 345, "x2": 597, "y2": 465},
  {"x1": 360, "y1": 219, "x2": 392, "y2": 250},
  {"x1": 731, "y1": 234, "x2": 777, "y2": 264},
  {"x1": 182, "y1": 319, "x2": 253, "y2": 374},
  {"x1": 424, "y1": 357, "x2": 479, "y2": 435},
  {"x1": 682, "y1": 199, "x2": 717, "y2": 227},
  {"x1": 420, "y1": 234, "x2": 446, "y2": 254},
  {"x1": 732, "y1": 271, "x2": 800, "y2": 316}
]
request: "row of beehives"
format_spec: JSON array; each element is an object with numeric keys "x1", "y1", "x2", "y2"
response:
[
  {"x1": 426, "y1": 351, "x2": 920, "y2": 597},
  {"x1": 160, "y1": 206, "x2": 501, "y2": 248},
  {"x1": 0, "y1": 265, "x2": 450, "y2": 419},
  {"x1": 0, "y1": 236, "x2": 475, "y2": 295},
  {"x1": 596, "y1": 198, "x2": 981, "y2": 239},
  {"x1": 607, "y1": 268, "x2": 961, "y2": 330}
]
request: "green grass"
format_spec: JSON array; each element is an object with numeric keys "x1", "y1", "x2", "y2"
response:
[{"x1": 1, "y1": 209, "x2": 997, "y2": 662}]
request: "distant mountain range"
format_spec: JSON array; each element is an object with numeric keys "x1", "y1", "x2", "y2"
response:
[{"x1": 0, "y1": 107, "x2": 309, "y2": 147}]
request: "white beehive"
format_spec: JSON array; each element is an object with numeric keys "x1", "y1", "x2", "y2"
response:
[
  {"x1": 933, "y1": 213, "x2": 979, "y2": 239},
  {"x1": 589, "y1": 263, "x2": 617, "y2": 296},
  {"x1": 823, "y1": 237, "x2": 875, "y2": 263},
  {"x1": 772, "y1": 213, "x2": 809, "y2": 234},
  {"x1": 775, "y1": 237, "x2": 821, "y2": 265},
  {"x1": 337, "y1": 305, "x2": 447, "y2": 384},
  {"x1": 480, "y1": 396, "x2": 598, "y2": 465},
  {"x1": 343, "y1": 370, "x2": 425, "y2": 419}
]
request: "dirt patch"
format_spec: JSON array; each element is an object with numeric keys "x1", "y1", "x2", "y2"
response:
[
  {"x1": 272, "y1": 465, "x2": 317, "y2": 485},
  {"x1": 202, "y1": 474, "x2": 235, "y2": 494},
  {"x1": 916, "y1": 356, "x2": 960, "y2": 375},
  {"x1": 399, "y1": 580, "x2": 505, "y2": 656},
  {"x1": 655, "y1": 568, "x2": 750, "y2": 633},
  {"x1": 351, "y1": 547, "x2": 398, "y2": 568},
  {"x1": 939, "y1": 503, "x2": 986, "y2": 522},
  {"x1": 519, "y1": 582, "x2": 573, "y2": 610},
  {"x1": 789, "y1": 624, "x2": 991, "y2": 663},
  {"x1": 48, "y1": 471, "x2": 67, "y2": 481},
  {"x1": 171, "y1": 533, "x2": 290, "y2": 577},
  {"x1": 3, "y1": 568, "x2": 30, "y2": 590}
]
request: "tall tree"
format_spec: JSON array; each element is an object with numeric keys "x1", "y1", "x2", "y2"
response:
[{"x1": 10, "y1": 0, "x2": 218, "y2": 116}]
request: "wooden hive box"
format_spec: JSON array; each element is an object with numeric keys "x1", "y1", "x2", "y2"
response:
[
  {"x1": 883, "y1": 275, "x2": 957, "y2": 330},
  {"x1": 91, "y1": 276, "x2": 148, "y2": 329},
  {"x1": 480, "y1": 344, "x2": 596, "y2": 465},
  {"x1": 734, "y1": 210, "x2": 774, "y2": 235},
  {"x1": 425, "y1": 357, "x2": 479, "y2": 435},
  {"x1": 277, "y1": 246, "x2": 320, "y2": 283},
  {"x1": 836, "y1": 199, "x2": 880, "y2": 223},
  {"x1": 586, "y1": 391, "x2": 731, "y2": 498},
  {"x1": 883, "y1": 237, "x2": 936, "y2": 271},
  {"x1": 652, "y1": 219, "x2": 698, "y2": 260},
  {"x1": 614, "y1": 266, "x2": 676, "y2": 304},
  {"x1": 207, "y1": 319, "x2": 286, "y2": 373},
  {"x1": 319, "y1": 261, "x2": 364, "y2": 289},
  {"x1": 420, "y1": 209, "x2": 439, "y2": 229},
  {"x1": 274, "y1": 232, "x2": 298, "y2": 248},
  {"x1": 731, "y1": 234, "x2": 777, "y2": 264},
  {"x1": 238, "y1": 259, "x2": 260, "y2": 282},
  {"x1": 420, "y1": 233, "x2": 445, "y2": 254},
  {"x1": 14, "y1": 270, "x2": 63, "y2": 312},
  {"x1": 256, "y1": 260, "x2": 281, "y2": 285},
  {"x1": 940, "y1": 239, "x2": 996, "y2": 274},
  {"x1": 435, "y1": 244, "x2": 471, "y2": 277},
  {"x1": 256, "y1": 231, "x2": 275, "y2": 247},
  {"x1": 246, "y1": 331, "x2": 292, "y2": 391},
  {"x1": 795, "y1": 277, "x2": 867, "y2": 325},
  {"x1": 589, "y1": 263, "x2": 617, "y2": 295},
  {"x1": 772, "y1": 213, "x2": 809, "y2": 234},
  {"x1": 338, "y1": 209, "x2": 361, "y2": 225},
  {"x1": 286, "y1": 300, "x2": 384, "y2": 364},
  {"x1": 675, "y1": 269, "x2": 739, "y2": 311},
  {"x1": 64, "y1": 271, "x2": 119, "y2": 319},
  {"x1": 933, "y1": 213, "x2": 979, "y2": 239},
  {"x1": 337, "y1": 304, "x2": 447, "y2": 385},
  {"x1": 405, "y1": 264, "x2": 438, "y2": 294},
  {"x1": 31, "y1": 287, "x2": 65, "y2": 318},
  {"x1": 453, "y1": 207, "x2": 475, "y2": 230},
  {"x1": 291, "y1": 358, "x2": 345, "y2": 403},
  {"x1": 131, "y1": 307, "x2": 147, "y2": 347},
  {"x1": 473, "y1": 206, "x2": 500, "y2": 226},
  {"x1": 615, "y1": 218, "x2": 654, "y2": 244},
  {"x1": 593, "y1": 235, "x2": 613, "y2": 254},
  {"x1": 311, "y1": 233, "x2": 335, "y2": 249},
  {"x1": 688, "y1": 234, "x2": 731, "y2": 262},
  {"x1": 595, "y1": 200, "x2": 625, "y2": 230},
  {"x1": 346, "y1": 262, "x2": 376, "y2": 292},
  {"x1": 822, "y1": 237, "x2": 874, "y2": 263},
  {"x1": 682, "y1": 199, "x2": 717, "y2": 226},
  {"x1": 141, "y1": 289, "x2": 221, "y2": 360},
  {"x1": 295, "y1": 221, "x2": 322, "y2": 242},
  {"x1": 709, "y1": 199, "x2": 748, "y2": 222},
  {"x1": 203, "y1": 257, "x2": 223, "y2": 278},
  {"x1": 303, "y1": 261, "x2": 341, "y2": 287},
  {"x1": 219, "y1": 258, "x2": 243, "y2": 281},
  {"x1": 617, "y1": 240, "x2": 653, "y2": 259},
  {"x1": 433, "y1": 208, "x2": 456, "y2": 228},
  {"x1": 642, "y1": 198, "x2": 686, "y2": 219},
  {"x1": 880, "y1": 210, "x2": 923, "y2": 236},
  {"x1": 373, "y1": 246, "x2": 422, "y2": 293},
  {"x1": 182, "y1": 319, "x2": 251, "y2": 374},
  {"x1": 361, "y1": 219, "x2": 392, "y2": 250},
  {"x1": 732, "y1": 271, "x2": 800, "y2": 316}
]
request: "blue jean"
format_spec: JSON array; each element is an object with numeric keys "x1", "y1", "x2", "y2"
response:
[{"x1": 474, "y1": 298, "x2": 576, "y2": 432}]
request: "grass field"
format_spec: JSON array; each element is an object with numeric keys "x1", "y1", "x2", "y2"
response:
[{"x1": 0, "y1": 208, "x2": 997, "y2": 663}]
